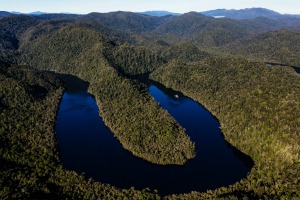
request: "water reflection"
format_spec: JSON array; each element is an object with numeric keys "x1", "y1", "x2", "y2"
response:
[{"x1": 56, "y1": 74, "x2": 253, "y2": 195}]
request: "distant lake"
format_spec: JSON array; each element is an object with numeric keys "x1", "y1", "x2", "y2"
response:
[{"x1": 56, "y1": 75, "x2": 253, "y2": 195}]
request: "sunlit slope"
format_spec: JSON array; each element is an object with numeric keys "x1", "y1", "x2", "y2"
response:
[
  {"x1": 151, "y1": 57, "x2": 300, "y2": 199},
  {"x1": 222, "y1": 29, "x2": 300, "y2": 66},
  {"x1": 19, "y1": 25, "x2": 195, "y2": 165}
]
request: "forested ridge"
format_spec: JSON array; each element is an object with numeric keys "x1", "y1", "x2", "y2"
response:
[
  {"x1": 0, "y1": 65, "x2": 162, "y2": 199},
  {"x1": 221, "y1": 29, "x2": 300, "y2": 66},
  {"x1": 151, "y1": 57, "x2": 300, "y2": 199},
  {"x1": 0, "y1": 10, "x2": 299, "y2": 199},
  {"x1": 18, "y1": 25, "x2": 195, "y2": 165}
]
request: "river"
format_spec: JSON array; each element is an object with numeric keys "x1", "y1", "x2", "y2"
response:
[{"x1": 56, "y1": 75, "x2": 253, "y2": 195}]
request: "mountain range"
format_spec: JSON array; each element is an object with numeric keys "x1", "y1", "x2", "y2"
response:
[
  {"x1": 1, "y1": 8, "x2": 300, "y2": 19},
  {"x1": 143, "y1": 8, "x2": 300, "y2": 19}
]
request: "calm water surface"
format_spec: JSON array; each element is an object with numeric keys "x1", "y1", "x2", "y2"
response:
[{"x1": 56, "y1": 76, "x2": 253, "y2": 195}]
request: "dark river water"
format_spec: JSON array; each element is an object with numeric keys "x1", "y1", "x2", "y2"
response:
[
  {"x1": 292, "y1": 66, "x2": 300, "y2": 74},
  {"x1": 266, "y1": 62, "x2": 300, "y2": 74},
  {"x1": 56, "y1": 75, "x2": 253, "y2": 195}
]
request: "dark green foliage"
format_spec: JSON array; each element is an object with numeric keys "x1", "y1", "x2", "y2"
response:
[
  {"x1": 1, "y1": 10, "x2": 300, "y2": 199},
  {"x1": 154, "y1": 12, "x2": 212, "y2": 37},
  {"x1": 151, "y1": 11, "x2": 300, "y2": 49},
  {"x1": 19, "y1": 26, "x2": 111, "y2": 72},
  {"x1": 152, "y1": 12, "x2": 250, "y2": 47},
  {"x1": 18, "y1": 25, "x2": 195, "y2": 165},
  {"x1": 0, "y1": 65, "x2": 63, "y2": 199},
  {"x1": 0, "y1": 65, "x2": 161, "y2": 199},
  {"x1": 105, "y1": 43, "x2": 165, "y2": 75},
  {"x1": 0, "y1": 15, "x2": 37, "y2": 40},
  {"x1": 0, "y1": 15, "x2": 38, "y2": 64},
  {"x1": 89, "y1": 74, "x2": 195, "y2": 165},
  {"x1": 162, "y1": 41, "x2": 210, "y2": 62},
  {"x1": 151, "y1": 57, "x2": 300, "y2": 199},
  {"x1": 222, "y1": 29, "x2": 300, "y2": 66},
  {"x1": 19, "y1": 19, "x2": 76, "y2": 44},
  {"x1": 80, "y1": 11, "x2": 173, "y2": 34},
  {"x1": 0, "y1": 15, "x2": 37, "y2": 53}
]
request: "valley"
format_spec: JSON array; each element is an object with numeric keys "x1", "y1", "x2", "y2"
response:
[{"x1": 0, "y1": 8, "x2": 299, "y2": 199}]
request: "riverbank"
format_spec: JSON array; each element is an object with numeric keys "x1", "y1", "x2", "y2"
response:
[
  {"x1": 151, "y1": 57, "x2": 300, "y2": 199},
  {"x1": 55, "y1": 73, "x2": 252, "y2": 195},
  {"x1": 0, "y1": 66, "x2": 161, "y2": 199}
]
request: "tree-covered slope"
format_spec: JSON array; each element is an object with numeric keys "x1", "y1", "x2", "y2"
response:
[
  {"x1": 152, "y1": 12, "x2": 251, "y2": 47},
  {"x1": 153, "y1": 12, "x2": 213, "y2": 37},
  {"x1": 105, "y1": 43, "x2": 165, "y2": 75},
  {"x1": 0, "y1": 65, "x2": 64, "y2": 199},
  {"x1": 151, "y1": 12, "x2": 300, "y2": 48},
  {"x1": 151, "y1": 57, "x2": 300, "y2": 199},
  {"x1": 0, "y1": 11, "x2": 12, "y2": 18},
  {"x1": 0, "y1": 15, "x2": 38, "y2": 44},
  {"x1": 161, "y1": 41, "x2": 210, "y2": 62},
  {"x1": 1, "y1": 9, "x2": 300, "y2": 199},
  {"x1": 223, "y1": 29, "x2": 300, "y2": 66},
  {"x1": 18, "y1": 25, "x2": 195, "y2": 165},
  {"x1": 0, "y1": 65, "x2": 161, "y2": 199},
  {"x1": 0, "y1": 15, "x2": 38, "y2": 63},
  {"x1": 79, "y1": 11, "x2": 173, "y2": 34}
]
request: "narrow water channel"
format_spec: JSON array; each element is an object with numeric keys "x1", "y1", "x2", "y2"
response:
[
  {"x1": 56, "y1": 75, "x2": 253, "y2": 195},
  {"x1": 266, "y1": 62, "x2": 300, "y2": 74}
]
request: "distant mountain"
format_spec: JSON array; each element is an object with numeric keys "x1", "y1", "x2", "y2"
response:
[
  {"x1": 153, "y1": 12, "x2": 251, "y2": 47},
  {"x1": 154, "y1": 12, "x2": 213, "y2": 37},
  {"x1": 223, "y1": 29, "x2": 300, "y2": 66},
  {"x1": 0, "y1": 11, "x2": 12, "y2": 18},
  {"x1": 80, "y1": 11, "x2": 173, "y2": 33},
  {"x1": 201, "y1": 8, "x2": 282, "y2": 19},
  {"x1": 34, "y1": 13, "x2": 81, "y2": 20},
  {"x1": 28, "y1": 11, "x2": 49, "y2": 15},
  {"x1": 140, "y1": 11, "x2": 181, "y2": 16}
]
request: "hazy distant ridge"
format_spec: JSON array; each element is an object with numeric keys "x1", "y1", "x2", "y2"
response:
[
  {"x1": 201, "y1": 8, "x2": 281, "y2": 19},
  {"x1": 1, "y1": 7, "x2": 300, "y2": 19},
  {"x1": 141, "y1": 8, "x2": 300, "y2": 19},
  {"x1": 139, "y1": 11, "x2": 181, "y2": 16}
]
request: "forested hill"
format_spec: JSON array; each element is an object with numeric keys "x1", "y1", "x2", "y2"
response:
[
  {"x1": 0, "y1": 15, "x2": 38, "y2": 64},
  {"x1": 150, "y1": 57, "x2": 300, "y2": 199},
  {"x1": 1, "y1": 11, "x2": 300, "y2": 48},
  {"x1": 0, "y1": 15, "x2": 38, "y2": 46},
  {"x1": 0, "y1": 11, "x2": 12, "y2": 18},
  {"x1": 79, "y1": 11, "x2": 174, "y2": 34},
  {"x1": 150, "y1": 11, "x2": 300, "y2": 47},
  {"x1": 221, "y1": 29, "x2": 300, "y2": 66}
]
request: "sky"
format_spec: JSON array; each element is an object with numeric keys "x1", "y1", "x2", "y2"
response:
[{"x1": 0, "y1": 0, "x2": 299, "y2": 14}]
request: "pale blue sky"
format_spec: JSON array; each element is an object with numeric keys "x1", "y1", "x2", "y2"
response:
[{"x1": 0, "y1": 0, "x2": 299, "y2": 14}]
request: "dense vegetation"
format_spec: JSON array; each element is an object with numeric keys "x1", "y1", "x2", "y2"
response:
[
  {"x1": 0, "y1": 65, "x2": 63, "y2": 199},
  {"x1": 151, "y1": 11, "x2": 300, "y2": 48},
  {"x1": 151, "y1": 57, "x2": 300, "y2": 199},
  {"x1": 0, "y1": 15, "x2": 37, "y2": 64},
  {"x1": 105, "y1": 43, "x2": 165, "y2": 75},
  {"x1": 222, "y1": 29, "x2": 300, "y2": 66},
  {"x1": 80, "y1": 12, "x2": 173, "y2": 34},
  {"x1": 0, "y1": 65, "x2": 162, "y2": 199},
  {"x1": 18, "y1": 25, "x2": 195, "y2": 165},
  {"x1": 0, "y1": 9, "x2": 300, "y2": 199}
]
